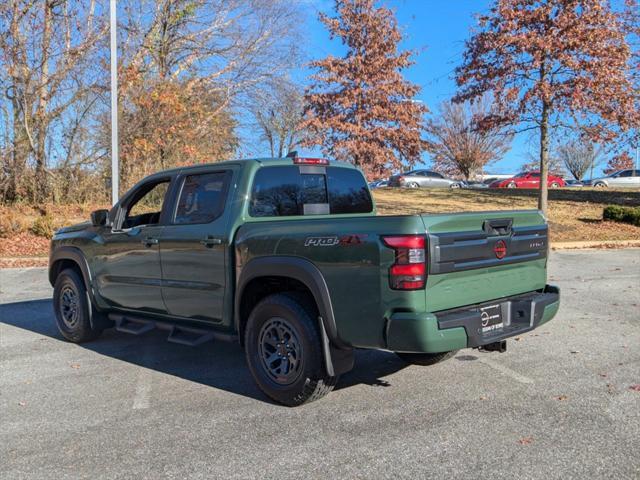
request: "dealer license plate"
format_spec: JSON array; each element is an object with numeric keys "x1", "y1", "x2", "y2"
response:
[{"x1": 480, "y1": 304, "x2": 503, "y2": 334}]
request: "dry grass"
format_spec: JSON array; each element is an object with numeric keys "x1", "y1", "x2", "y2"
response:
[
  {"x1": 372, "y1": 187, "x2": 640, "y2": 243},
  {"x1": 0, "y1": 189, "x2": 638, "y2": 267}
]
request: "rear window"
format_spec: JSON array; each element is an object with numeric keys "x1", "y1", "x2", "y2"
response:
[{"x1": 249, "y1": 166, "x2": 373, "y2": 217}]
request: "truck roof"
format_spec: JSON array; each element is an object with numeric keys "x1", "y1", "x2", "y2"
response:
[{"x1": 153, "y1": 157, "x2": 359, "y2": 177}]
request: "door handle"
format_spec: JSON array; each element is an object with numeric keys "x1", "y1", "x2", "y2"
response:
[
  {"x1": 141, "y1": 237, "x2": 159, "y2": 247},
  {"x1": 200, "y1": 236, "x2": 222, "y2": 248}
]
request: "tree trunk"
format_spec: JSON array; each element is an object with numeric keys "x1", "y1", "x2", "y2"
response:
[
  {"x1": 538, "y1": 100, "x2": 550, "y2": 214},
  {"x1": 34, "y1": 0, "x2": 53, "y2": 202},
  {"x1": 9, "y1": 98, "x2": 28, "y2": 202},
  {"x1": 7, "y1": 2, "x2": 28, "y2": 202},
  {"x1": 537, "y1": 58, "x2": 550, "y2": 215}
]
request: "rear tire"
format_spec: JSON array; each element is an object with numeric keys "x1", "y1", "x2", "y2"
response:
[
  {"x1": 395, "y1": 350, "x2": 458, "y2": 366},
  {"x1": 594, "y1": 182, "x2": 607, "y2": 188},
  {"x1": 244, "y1": 293, "x2": 338, "y2": 406},
  {"x1": 550, "y1": 182, "x2": 560, "y2": 189},
  {"x1": 406, "y1": 181, "x2": 420, "y2": 188},
  {"x1": 507, "y1": 182, "x2": 517, "y2": 188},
  {"x1": 53, "y1": 268, "x2": 103, "y2": 343}
]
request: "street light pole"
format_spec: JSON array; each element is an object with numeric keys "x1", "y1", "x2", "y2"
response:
[{"x1": 110, "y1": 0, "x2": 119, "y2": 205}]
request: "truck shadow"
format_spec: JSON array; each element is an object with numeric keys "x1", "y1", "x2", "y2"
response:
[{"x1": 0, "y1": 299, "x2": 409, "y2": 405}]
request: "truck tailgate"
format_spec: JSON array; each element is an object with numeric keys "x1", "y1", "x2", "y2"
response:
[{"x1": 420, "y1": 210, "x2": 548, "y2": 312}]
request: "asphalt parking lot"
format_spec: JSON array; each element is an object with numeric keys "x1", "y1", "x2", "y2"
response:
[{"x1": 1, "y1": 249, "x2": 639, "y2": 479}]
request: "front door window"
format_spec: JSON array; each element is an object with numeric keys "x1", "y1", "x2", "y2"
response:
[{"x1": 122, "y1": 181, "x2": 170, "y2": 229}]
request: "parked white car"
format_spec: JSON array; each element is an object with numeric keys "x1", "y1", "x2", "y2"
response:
[
  {"x1": 388, "y1": 170, "x2": 462, "y2": 189},
  {"x1": 584, "y1": 169, "x2": 640, "y2": 188}
]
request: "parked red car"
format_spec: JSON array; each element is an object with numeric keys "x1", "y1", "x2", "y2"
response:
[{"x1": 489, "y1": 171, "x2": 565, "y2": 189}]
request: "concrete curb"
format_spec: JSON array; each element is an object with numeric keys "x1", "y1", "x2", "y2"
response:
[{"x1": 551, "y1": 240, "x2": 640, "y2": 250}]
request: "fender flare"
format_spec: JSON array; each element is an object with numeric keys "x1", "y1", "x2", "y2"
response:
[
  {"x1": 49, "y1": 246, "x2": 92, "y2": 291},
  {"x1": 235, "y1": 256, "x2": 354, "y2": 376},
  {"x1": 49, "y1": 247, "x2": 110, "y2": 330}
]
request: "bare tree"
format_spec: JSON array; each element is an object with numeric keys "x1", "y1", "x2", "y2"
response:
[
  {"x1": 426, "y1": 95, "x2": 512, "y2": 180},
  {"x1": 119, "y1": 0, "x2": 302, "y2": 111},
  {"x1": 252, "y1": 81, "x2": 305, "y2": 158},
  {"x1": 105, "y1": 0, "x2": 303, "y2": 190},
  {"x1": 556, "y1": 139, "x2": 602, "y2": 180},
  {"x1": 0, "y1": 0, "x2": 107, "y2": 202}
]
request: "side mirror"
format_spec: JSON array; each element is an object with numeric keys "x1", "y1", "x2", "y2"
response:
[{"x1": 91, "y1": 209, "x2": 109, "y2": 227}]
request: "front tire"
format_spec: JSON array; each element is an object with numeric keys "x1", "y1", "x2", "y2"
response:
[
  {"x1": 594, "y1": 182, "x2": 607, "y2": 188},
  {"x1": 507, "y1": 181, "x2": 517, "y2": 188},
  {"x1": 395, "y1": 350, "x2": 458, "y2": 366},
  {"x1": 550, "y1": 182, "x2": 560, "y2": 189},
  {"x1": 406, "y1": 181, "x2": 420, "y2": 189},
  {"x1": 53, "y1": 268, "x2": 103, "y2": 343},
  {"x1": 244, "y1": 293, "x2": 337, "y2": 406}
]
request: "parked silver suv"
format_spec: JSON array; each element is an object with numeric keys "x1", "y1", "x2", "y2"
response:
[
  {"x1": 585, "y1": 169, "x2": 640, "y2": 188},
  {"x1": 388, "y1": 169, "x2": 461, "y2": 188}
]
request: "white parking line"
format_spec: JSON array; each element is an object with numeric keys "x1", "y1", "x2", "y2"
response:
[
  {"x1": 132, "y1": 369, "x2": 152, "y2": 410},
  {"x1": 478, "y1": 357, "x2": 534, "y2": 384}
]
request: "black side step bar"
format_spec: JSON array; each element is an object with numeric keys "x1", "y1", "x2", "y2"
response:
[
  {"x1": 114, "y1": 317, "x2": 155, "y2": 335},
  {"x1": 167, "y1": 325, "x2": 216, "y2": 346},
  {"x1": 108, "y1": 313, "x2": 236, "y2": 346}
]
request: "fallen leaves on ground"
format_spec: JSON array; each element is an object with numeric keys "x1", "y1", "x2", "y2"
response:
[
  {"x1": 629, "y1": 385, "x2": 640, "y2": 392},
  {"x1": 0, "y1": 257, "x2": 49, "y2": 268},
  {"x1": 517, "y1": 437, "x2": 534, "y2": 445},
  {"x1": 0, "y1": 232, "x2": 50, "y2": 257},
  {"x1": 554, "y1": 395, "x2": 569, "y2": 401}
]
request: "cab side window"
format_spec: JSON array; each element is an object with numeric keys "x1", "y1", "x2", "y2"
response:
[
  {"x1": 174, "y1": 171, "x2": 231, "y2": 224},
  {"x1": 123, "y1": 180, "x2": 170, "y2": 229}
]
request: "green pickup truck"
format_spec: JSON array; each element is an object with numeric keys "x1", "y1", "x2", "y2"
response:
[{"x1": 49, "y1": 155, "x2": 560, "y2": 405}]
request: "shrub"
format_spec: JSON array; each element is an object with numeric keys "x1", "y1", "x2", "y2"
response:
[
  {"x1": 30, "y1": 214, "x2": 56, "y2": 238},
  {"x1": 603, "y1": 205, "x2": 640, "y2": 226},
  {"x1": 0, "y1": 211, "x2": 28, "y2": 238}
]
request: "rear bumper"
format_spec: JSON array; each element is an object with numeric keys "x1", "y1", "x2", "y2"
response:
[{"x1": 386, "y1": 285, "x2": 560, "y2": 353}]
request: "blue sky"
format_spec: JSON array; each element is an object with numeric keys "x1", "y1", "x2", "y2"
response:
[{"x1": 294, "y1": 0, "x2": 550, "y2": 175}]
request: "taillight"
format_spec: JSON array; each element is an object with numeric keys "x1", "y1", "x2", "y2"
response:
[
  {"x1": 398, "y1": 176, "x2": 405, "y2": 183},
  {"x1": 382, "y1": 235, "x2": 426, "y2": 290}
]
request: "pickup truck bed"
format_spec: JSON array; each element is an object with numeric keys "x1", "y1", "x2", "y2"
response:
[{"x1": 236, "y1": 209, "x2": 554, "y2": 350}]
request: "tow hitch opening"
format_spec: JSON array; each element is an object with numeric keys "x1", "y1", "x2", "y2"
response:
[{"x1": 479, "y1": 340, "x2": 507, "y2": 353}]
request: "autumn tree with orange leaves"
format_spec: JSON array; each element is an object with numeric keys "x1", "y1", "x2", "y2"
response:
[
  {"x1": 116, "y1": 70, "x2": 237, "y2": 191},
  {"x1": 456, "y1": 0, "x2": 639, "y2": 214},
  {"x1": 303, "y1": 0, "x2": 428, "y2": 179},
  {"x1": 603, "y1": 152, "x2": 634, "y2": 174}
]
